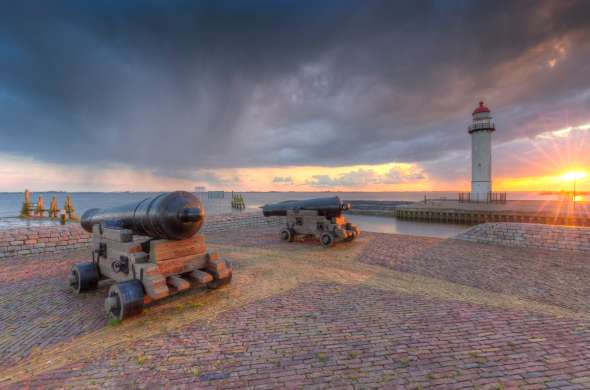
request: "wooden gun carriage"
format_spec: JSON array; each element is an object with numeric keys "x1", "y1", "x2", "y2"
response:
[
  {"x1": 262, "y1": 196, "x2": 360, "y2": 247},
  {"x1": 69, "y1": 191, "x2": 232, "y2": 320}
]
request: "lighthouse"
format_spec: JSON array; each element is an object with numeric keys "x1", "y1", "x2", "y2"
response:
[{"x1": 468, "y1": 101, "x2": 495, "y2": 201}]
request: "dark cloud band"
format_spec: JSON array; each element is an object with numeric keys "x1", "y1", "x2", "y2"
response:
[{"x1": 0, "y1": 0, "x2": 588, "y2": 182}]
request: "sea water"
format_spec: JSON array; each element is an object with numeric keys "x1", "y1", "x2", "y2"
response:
[{"x1": 0, "y1": 191, "x2": 555, "y2": 237}]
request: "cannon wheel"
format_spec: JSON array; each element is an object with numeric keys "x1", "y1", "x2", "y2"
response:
[
  {"x1": 320, "y1": 232, "x2": 335, "y2": 248},
  {"x1": 280, "y1": 228, "x2": 294, "y2": 242},
  {"x1": 69, "y1": 263, "x2": 99, "y2": 294},
  {"x1": 105, "y1": 280, "x2": 144, "y2": 321}
]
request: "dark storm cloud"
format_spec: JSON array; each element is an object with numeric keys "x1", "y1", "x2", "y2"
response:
[{"x1": 0, "y1": 0, "x2": 589, "y2": 178}]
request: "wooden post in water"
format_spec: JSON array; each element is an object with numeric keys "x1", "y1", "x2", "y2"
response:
[
  {"x1": 64, "y1": 194, "x2": 76, "y2": 220},
  {"x1": 35, "y1": 195, "x2": 44, "y2": 217},
  {"x1": 231, "y1": 192, "x2": 246, "y2": 210},
  {"x1": 20, "y1": 189, "x2": 33, "y2": 217},
  {"x1": 49, "y1": 196, "x2": 59, "y2": 218}
]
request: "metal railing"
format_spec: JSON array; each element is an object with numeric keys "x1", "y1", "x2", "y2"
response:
[
  {"x1": 468, "y1": 120, "x2": 495, "y2": 133},
  {"x1": 458, "y1": 192, "x2": 506, "y2": 203}
]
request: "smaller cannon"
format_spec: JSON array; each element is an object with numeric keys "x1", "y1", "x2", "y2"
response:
[
  {"x1": 70, "y1": 191, "x2": 232, "y2": 321},
  {"x1": 262, "y1": 196, "x2": 360, "y2": 247}
]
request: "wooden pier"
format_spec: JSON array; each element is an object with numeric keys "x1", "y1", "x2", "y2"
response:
[{"x1": 394, "y1": 200, "x2": 590, "y2": 226}]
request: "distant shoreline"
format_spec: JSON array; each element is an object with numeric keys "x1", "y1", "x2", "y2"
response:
[{"x1": 0, "y1": 190, "x2": 580, "y2": 194}]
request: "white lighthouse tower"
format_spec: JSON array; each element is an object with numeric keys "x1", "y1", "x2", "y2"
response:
[{"x1": 468, "y1": 101, "x2": 495, "y2": 201}]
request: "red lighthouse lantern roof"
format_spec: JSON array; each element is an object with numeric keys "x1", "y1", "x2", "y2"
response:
[{"x1": 473, "y1": 101, "x2": 490, "y2": 115}]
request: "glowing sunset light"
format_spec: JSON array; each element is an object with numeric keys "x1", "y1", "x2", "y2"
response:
[
  {"x1": 559, "y1": 170, "x2": 587, "y2": 204},
  {"x1": 561, "y1": 171, "x2": 587, "y2": 181},
  {"x1": 536, "y1": 123, "x2": 590, "y2": 139}
]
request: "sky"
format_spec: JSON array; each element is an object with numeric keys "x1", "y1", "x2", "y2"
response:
[{"x1": 0, "y1": 0, "x2": 589, "y2": 192}]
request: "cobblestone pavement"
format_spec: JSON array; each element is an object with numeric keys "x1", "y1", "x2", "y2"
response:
[
  {"x1": 1, "y1": 227, "x2": 590, "y2": 389},
  {"x1": 0, "y1": 249, "x2": 107, "y2": 368},
  {"x1": 361, "y1": 233, "x2": 590, "y2": 312}
]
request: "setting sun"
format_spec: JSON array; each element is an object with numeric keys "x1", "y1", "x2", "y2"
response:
[{"x1": 561, "y1": 171, "x2": 587, "y2": 181}]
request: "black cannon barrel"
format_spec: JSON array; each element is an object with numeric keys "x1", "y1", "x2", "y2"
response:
[
  {"x1": 262, "y1": 196, "x2": 350, "y2": 217},
  {"x1": 81, "y1": 191, "x2": 204, "y2": 240}
]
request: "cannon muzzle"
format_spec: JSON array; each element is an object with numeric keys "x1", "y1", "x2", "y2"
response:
[
  {"x1": 262, "y1": 196, "x2": 350, "y2": 218},
  {"x1": 81, "y1": 191, "x2": 204, "y2": 240}
]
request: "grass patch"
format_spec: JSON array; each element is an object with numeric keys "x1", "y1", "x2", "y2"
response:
[
  {"x1": 140, "y1": 319, "x2": 153, "y2": 326},
  {"x1": 136, "y1": 353, "x2": 146, "y2": 366},
  {"x1": 468, "y1": 351, "x2": 487, "y2": 364},
  {"x1": 174, "y1": 301, "x2": 204, "y2": 311},
  {"x1": 107, "y1": 318, "x2": 121, "y2": 327},
  {"x1": 398, "y1": 357, "x2": 409, "y2": 367}
]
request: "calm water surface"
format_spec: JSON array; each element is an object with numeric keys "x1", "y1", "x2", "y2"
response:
[
  {"x1": 0, "y1": 191, "x2": 552, "y2": 237},
  {"x1": 346, "y1": 214, "x2": 470, "y2": 238}
]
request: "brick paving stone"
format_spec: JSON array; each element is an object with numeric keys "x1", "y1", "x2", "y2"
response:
[
  {"x1": 5, "y1": 281, "x2": 590, "y2": 389},
  {"x1": 0, "y1": 249, "x2": 106, "y2": 368},
  {"x1": 1, "y1": 227, "x2": 589, "y2": 389},
  {"x1": 360, "y1": 232, "x2": 590, "y2": 312}
]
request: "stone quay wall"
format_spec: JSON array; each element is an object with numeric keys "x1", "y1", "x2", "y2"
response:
[
  {"x1": 457, "y1": 222, "x2": 590, "y2": 253},
  {"x1": 202, "y1": 213, "x2": 285, "y2": 234},
  {"x1": 0, "y1": 212, "x2": 284, "y2": 259},
  {"x1": 345, "y1": 200, "x2": 413, "y2": 216},
  {"x1": 0, "y1": 225, "x2": 90, "y2": 259}
]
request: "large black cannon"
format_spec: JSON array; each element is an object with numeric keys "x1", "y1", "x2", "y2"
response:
[
  {"x1": 73, "y1": 191, "x2": 232, "y2": 321},
  {"x1": 262, "y1": 196, "x2": 359, "y2": 247},
  {"x1": 261, "y1": 196, "x2": 350, "y2": 218},
  {"x1": 81, "y1": 191, "x2": 204, "y2": 240}
]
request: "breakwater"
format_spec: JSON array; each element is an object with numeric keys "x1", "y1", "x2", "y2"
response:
[
  {"x1": 395, "y1": 199, "x2": 590, "y2": 226},
  {"x1": 0, "y1": 212, "x2": 285, "y2": 259},
  {"x1": 457, "y1": 222, "x2": 590, "y2": 253}
]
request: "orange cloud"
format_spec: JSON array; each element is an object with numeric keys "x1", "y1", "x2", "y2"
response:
[{"x1": 2, "y1": 119, "x2": 589, "y2": 193}]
